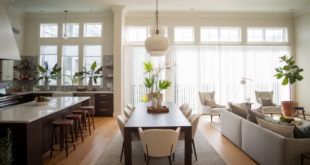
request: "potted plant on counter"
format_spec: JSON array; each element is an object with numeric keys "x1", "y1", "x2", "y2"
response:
[
  {"x1": 35, "y1": 62, "x2": 61, "y2": 91},
  {"x1": 275, "y1": 55, "x2": 304, "y2": 116},
  {"x1": 75, "y1": 61, "x2": 104, "y2": 91}
]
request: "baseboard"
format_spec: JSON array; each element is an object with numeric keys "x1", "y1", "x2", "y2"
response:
[{"x1": 113, "y1": 112, "x2": 123, "y2": 117}]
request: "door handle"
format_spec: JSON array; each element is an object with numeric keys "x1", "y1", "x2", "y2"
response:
[
  {"x1": 100, "y1": 95, "x2": 107, "y2": 96},
  {"x1": 100, "y1": 102, "x2": 107, "y2": 103}
]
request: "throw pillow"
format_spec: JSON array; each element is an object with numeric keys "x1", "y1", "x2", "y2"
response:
[
  {"x1": 205, "y1": 99, "x2": 217, "y2": 108},
  {"x1": 294, "y1": 124, "x2": 310, "y2": 139},
  {"x1": 256, "y1": 117, "x2": 295, "y2": 137},
  {"x1": 247, "y1": 106, "x2": 265, "y2": 124},
  {"x1": 230, "y1": 103, "x2": 247, "y2": 119},
  {"x1": 259, "y1": 97, "x2": 273, "y2": 106}
]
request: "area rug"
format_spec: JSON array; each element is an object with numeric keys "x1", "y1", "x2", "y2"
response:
[
  {"x1": 210, "y1": 122, "x2": 221, "y2": 132},
  {"x1": 95, "y1": 130, "x2": 226, "y2": 165}
]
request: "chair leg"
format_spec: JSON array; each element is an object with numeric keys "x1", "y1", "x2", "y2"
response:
[
  {"x1": 211, "y1": 115, "x2": 213, "y2": 122},
  {"x1": 301, "y1": 154, "x2": 303, "y2": 165},
  {"x1": 50, "y1": 127, "x2": 56, "y2": 158},
  {"x1": 173, "y1": 153, "x2": 174, "y2": 161},
  {"x1": 120, "y1": 141, "x2": 124, "y2": 161},
  {"x1": 168, "y1": 156, "x2": 172, "y2": 165},
  {"x1": 281, "y1": 113, "x2": 283, "y2": 117},
  {"x1": 70, "y1": 125, "x2": 76, "y2": 150},
  {"x1": 146, "y1": 156, "x2": 151, "y2": 165},
  {"x1": 303, "y1": 111, "x2": 306, "y2": 120},
  {"x1": 88, "y1": 111, "x2": 91, "y2": 135},
  {"x1": 91, "y1": 110, "x2": 95, "y2": 130},
  {"x1": 65, "y1": 126, "x2": 69, "y2": 157},
  {"x1": 144, "y1": 153, "x2": 146, "y2": 162},
  {"x1": 78, "y1": 118, "x2": 84, "y2": 143},
  {"x1": 271, "y1": 114, "x2": 273, "y2": 117},
  {"x1": 192, "y1": 139, "x2": 197, "y2": 161},
  {"x1": 219, "y1": 115, "x2": 221, "y2": 120}
]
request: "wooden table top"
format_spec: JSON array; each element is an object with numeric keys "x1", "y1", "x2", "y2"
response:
[{"x1": 125, "y1": 102, "x2": 191, "y2": 128}]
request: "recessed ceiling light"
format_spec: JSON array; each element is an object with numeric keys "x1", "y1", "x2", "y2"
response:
[
  {"x1": 89, "y1": 10, "x2": 93, "y2": 11},
  {"x1": 40, "y1": 11, "x2": 44, "y2": 12},
  {"x1": 290, "y1": 8, "x2": 294, "y2": 11},
  {"x1": 24, "y1": 5, "x2": 27, "y2": 7},
  {"x1": 190, "y1": 8, "x2": 195, "y2": 10},
  {"x1": 271, "y1": 9, "x2": 274, "y2": 11}
]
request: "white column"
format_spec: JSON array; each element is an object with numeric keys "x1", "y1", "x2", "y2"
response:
[{"x1": 110, "y1": 5, "x2": 126, "y2": 117}]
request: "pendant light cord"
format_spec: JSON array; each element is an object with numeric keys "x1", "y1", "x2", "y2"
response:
[{"x1": 156, "y1": 0, "x2": 159, "y2": 35}]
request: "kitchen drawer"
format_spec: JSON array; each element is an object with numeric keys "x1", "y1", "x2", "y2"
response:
[
  {"x1": 95, "y1": 100, "x2": 113, "y2": 106},
  {"x1": 95, "y1": 106, "x2": 113, "y2": 117},
  {"x1": 95, "y1": 94, "x2": 113, "y2": 100}
]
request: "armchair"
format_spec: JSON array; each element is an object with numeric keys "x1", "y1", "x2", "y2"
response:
[
  {"x1": 254, "y1": 91, "x2": 282, "y2": 117},
  {"x1": 198, "y1": 91, "x2": 226, "y2": 122}
]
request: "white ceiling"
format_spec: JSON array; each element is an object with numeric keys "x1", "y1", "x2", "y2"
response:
[{"x1": 6, "y1": 0, "x2": 310, "y2": 14}]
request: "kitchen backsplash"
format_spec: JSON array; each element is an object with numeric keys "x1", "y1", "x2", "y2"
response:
[{"x1": 0, "y1": 55, "x2": 113, "y2": 92}]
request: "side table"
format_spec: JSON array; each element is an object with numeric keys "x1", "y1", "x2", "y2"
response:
[{"x1": 301, "y1": 153, "x2": 310, "y2": 165}]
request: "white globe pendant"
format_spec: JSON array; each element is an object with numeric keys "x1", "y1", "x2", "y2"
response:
[{"x1": 145, "y1": 34, "x2": 170, "y2": 56}]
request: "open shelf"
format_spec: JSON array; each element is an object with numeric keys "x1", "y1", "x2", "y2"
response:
[
  {"x1": 105, "y1": 66, "x2": 113, "y2": 69},
  {"x1": 13, "y1": 78, "x2": 36, "y2": 80},
  {"x1": 14, "y1": 66, "x2": 36, "y2": 69},
  {"x1": 105, "y1": 77, "x2": 113, "y2": 79}
]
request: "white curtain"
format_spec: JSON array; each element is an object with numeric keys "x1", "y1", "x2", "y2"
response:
[{"x1": 125, "y1": 45, "x2": 290, "y2": 114}]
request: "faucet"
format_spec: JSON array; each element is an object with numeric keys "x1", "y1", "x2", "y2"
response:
[{"x1": 64, "y1": 82, "x2": 70, "y2": 92}]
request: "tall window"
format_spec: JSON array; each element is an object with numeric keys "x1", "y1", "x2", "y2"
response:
[
  {"x1": 174, "y1": 27, "x2": 194, "y2": 42},
  {"x1": 201, "y1": 27, "x2": 241, "y2": 42},
  {"x1": 40, "y1": 24, "x2": 58, "y2": 38},
  {"x1": 84, "y1": 23, "x2": 102, "y2": 37},
  {"x1": 84, "y1": 45, "x2": 102, "y2": 85},
  {"x1": 62, "y1": 45, "x2": 79, "y2": 85},
  {"x1": 40, "y1": 45, "x2": 58, "y2": 85},
  {"x1": 248, "y1": 28, "x2": 288, "y2": 42},
  {"x1": 63, "y1": 23, "x2": 79, "y2": 38}
]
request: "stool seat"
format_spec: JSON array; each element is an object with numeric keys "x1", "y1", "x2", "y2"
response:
[
  {"x1": 52, "y1": 119, "x2": 73, "y2": 126},
  {"x1": 81, "y1": 106, "x2": 94, "y2": 109},
  {"x1": 73, "y1": 110, "x2": 88, "y2": 114},
  {"x1": 66, "y1": 114, "x2": 82, "y2": 119}
]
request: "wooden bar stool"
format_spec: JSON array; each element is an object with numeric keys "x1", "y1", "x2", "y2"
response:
[
  {"x1": 81, "y1": 106, "x2": 95, "y2": 131},
  {"x1": 50, "y1": 119, "x2": 76, "y2": 158},
  {"x1": 72, "y1": 110, "x2": 89, "y2": 135},
  {"x1": 66, "y1": 114, "x2": 84, "y2": 143}
]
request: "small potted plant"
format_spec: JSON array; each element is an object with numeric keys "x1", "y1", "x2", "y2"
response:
[
  {"x1": 75, "y1": 61, "x2": 104, "y2": 91},
  {"x1": 275, "y1": 55, "x2": 304, "y2": 116},
  {"x1": 35, "y1": 62, "x2": 61, "y2": 91}
]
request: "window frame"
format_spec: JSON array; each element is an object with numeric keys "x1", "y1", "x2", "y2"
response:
[
  {"x1": 247, "y1": 27, "x2": 288, "y2": 43},
  {"x1": 62, "y1": 23, "x2": 80, "y2": 38},
  {"x1": 126, "y1": 27, "x2": 149, "y2": 43},
  {"x1": 83, "y1": 45, "x2": 103, "y2": 85},
  {"x1": 39, "y1": 45, "x2": 58, "y2": 85},
  {"x1": 84, "y1": 23, "x2": 102, "y2": 37},
  {"x1": 62, "y1": 45, "x2": 79, "y2": 85},
  {"x1": 200, "y1": 27, "x2": 242, "y2": 43},
  {"x1": 174, "y1": 27, "x2": 195, "y2": 42},
  {"x1": 40, "y1": 23, "x2": 59, "y2": 38}
]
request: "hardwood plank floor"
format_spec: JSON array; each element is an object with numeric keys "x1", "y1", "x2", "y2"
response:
[{"x1": 44, "y1": 115, "x2": 259, "y2": 165}]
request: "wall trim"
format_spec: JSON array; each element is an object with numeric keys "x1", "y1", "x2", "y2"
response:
[
  {"x1": 7, "y1": 5, "x2": 26, "y2": 18},
  {"x1": 293, "y1": 7, "x2": 310, "y2": 18},
  {"x1": 26, "y1": 12, "x2": 114, "y2": 18}
]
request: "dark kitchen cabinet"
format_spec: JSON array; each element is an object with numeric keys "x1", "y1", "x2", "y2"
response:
[{"x1": 95, "y1": 94, "x2": 113, "y2": 117}]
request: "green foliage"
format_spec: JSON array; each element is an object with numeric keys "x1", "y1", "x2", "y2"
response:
[
  {"x1": 144, "y1": 77, "x2": 155, "y2": 89},
  {"x1": 35, "y1": 62, "x2": 61, "y2": 85},
  {"x1": 65, "y1": 75, "x2": 79, "y2": 85},
  {"x1": 0, "y1": 128, "x2": 14, "y2": 165},
  {"x1": 158, "y1": 80, "x2": 172, "y2": 90},
  {"x1": 280, "y1": 116, "x2": 286, "y2": 122},
  {"x1": 142, "y1": 95, "x2": 147, "y2": 102},
  {"x1": 75, "y1": 61, "x2": 104, "y2": 84},
  {"x1": 143, "y1": 61, "x2": 153, "y2": 74}
]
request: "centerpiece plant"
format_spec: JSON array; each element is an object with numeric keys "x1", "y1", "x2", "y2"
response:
[
  {"x1": 35, "y1": 61, "x2": 61, "y2": 91},
  {"x1": 75, "y1": 61, "x2": 104, "y2": 91},
  {"x1": 275, "y1": 55, "x2": 304, "y2": 116},
  {"x1": 143, "y1": 61, "x2": 174, "y2": 102}
]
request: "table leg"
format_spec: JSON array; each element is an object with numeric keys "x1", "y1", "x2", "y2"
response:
[
  {"x1": 124, "y1": 127, "x2": 132, "y2": 165},
  {"x1": 185, "y1": 127, "x2": 192, "y2": 165}
]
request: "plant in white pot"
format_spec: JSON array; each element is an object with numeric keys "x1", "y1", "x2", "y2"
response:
[
  {"x1": 275, "y1": 55, "x2": 304, "y2": 116},
  {"x1": 75, "y1": 61, "x2": 104, "y2": 91},
  {"x1": 35, "y1": 62, "x2": 61, "y2": 91}
]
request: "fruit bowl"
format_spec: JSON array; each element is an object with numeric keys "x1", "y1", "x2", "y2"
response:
[{"x1": 33, "y1": 100, "x2": 50, "y2": 106}]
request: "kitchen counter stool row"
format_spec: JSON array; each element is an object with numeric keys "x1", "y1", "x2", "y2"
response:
[{"x1": 50, "y1": 106, "x2": 95, "y2": 157}]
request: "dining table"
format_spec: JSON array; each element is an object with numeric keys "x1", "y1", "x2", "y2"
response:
[{"x1": 124, "y1": 102, "x2": 192, "y2": 165}]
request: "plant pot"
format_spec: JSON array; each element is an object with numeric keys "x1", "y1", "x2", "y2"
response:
[
  {"x1": 147, "y1": 93, "x2": 163, "y2": 102},
  {"x1": 281, "y1": 101, "x2": 298, "y2": 116},
  {"x1": 88, "y1": 78, "x2": 93, "y2": 91},
  {"x1": 44, "y1": 77, "x2": 50, "y2": 91}
]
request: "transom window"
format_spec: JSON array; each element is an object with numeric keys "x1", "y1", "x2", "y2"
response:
[
  {"x1": 62, "y1": 45, "x2": 79, "y2": 85},
  {"x1": 40, "y1": 24, "x2": 58, "y2": 38},
  {"x1": 63, "y1": 23, "x2": 79, "y2": 38},
  {"x1": 174, "y1": 27, "x2": 194, "y2": 42},
  {"x1": 248, "y1": 28, "x2": 287, "y2": 42},
  {"x1": 84, "y1": 45, "x2": 102, "y2": 85},
  {"x1": 84, "y1": 23, "x2": 102, "y2": 37},
  {"x1": 201, "y1": 27, "x2": 241, "y2": 42},
  {"x1": 127, "y1": 27, "x2": 148, "y2": 42}
]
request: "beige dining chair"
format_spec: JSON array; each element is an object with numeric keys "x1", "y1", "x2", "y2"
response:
[
  {"x1": 117, "y1": 115, "x2": 140, "y2": 161},
  {"x1": 127, "y1": 103, "x2": 136, "y2": 111},
  {"x1": 183, "y1": 107, "x2": 192, "y2": 118},
  {"x1": 179, "y1": 103, "x2": 189, "y2": 112},
  {"x1": 179, "y1": 114, "x2": 200, "y2": 160},
  {"x1": 139, "y1": 127, "x2": 181, "y2": 165},
  {"x1": 123, "y1": 108, "x2": 133, "y2": 118}
]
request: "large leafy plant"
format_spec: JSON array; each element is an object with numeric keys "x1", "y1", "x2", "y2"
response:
[
  {"x1": 75, "y1": 61, "x2": 104, "y2": 84},
  {"x1": 35, "y1": 61, "x2": 61, "y2": 84},
  {"x1": 65, "y1": 74, "x2": 79, "y2": 85},
  {"x1": 275, "y1": 55, "x2": 304, "y2": 101}
]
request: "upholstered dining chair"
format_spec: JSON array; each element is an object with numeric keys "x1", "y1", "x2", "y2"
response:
[
  {"x1": 117, "y1": 115, "x2": 140, "y2": 161},
  {"x1": 123, "y1": 108, "x2": 133, "y2": 118},
  {"x1": 127, "y1": 103, "x2": 136, "y2": 111},
  {"x1": 182, "y1": 107, "x2": 192, "y2": 118},
  {"x1": 198, "y1": 91, "x2": 226, "y2": 122},
  {"x1": 254, "y1": 91, "x2": 282, "y2": 117},
  {"x1": 139, "y1": 127, "x2": 181, "y2": 165},
  {"x1": 179, "y1": 114, "x2": 200, "y2": 160},
  {"x1": 179, "y1": 103, "x2": 189, "y2": 112}
]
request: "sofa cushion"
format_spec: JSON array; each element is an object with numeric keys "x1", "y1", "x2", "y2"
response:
[
  {"x1": 263, "y1": 106, "x2": 281, "y2": 113},
  {"x1": 259, "y1": 97, "x2": 273, "y2": 106},
  {"x1": 205, "y1": 99, "x2": 217, "y2": 108},
  {"x1": 211, "y1": 108, "x2": 222, "y2": 113},
  {"x1": 227, "y1": 102, "x2": 246, "y2": 109},
  {"x1": 256, "y1": 117, "x2": 295, "y2": 137},
  {"x1": 247, "y1": 106, "x2": 265, "y2": 124},
  {"x1": 230, "y1": 103, "x2": 247, "y2": 119}
]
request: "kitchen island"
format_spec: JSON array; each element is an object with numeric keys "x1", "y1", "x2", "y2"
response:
[{"x1": 0, "y1": 97, "x2": 90, "y2": 165}]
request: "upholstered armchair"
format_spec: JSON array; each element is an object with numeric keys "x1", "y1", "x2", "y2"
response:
[
  {"x1": 198, "y1": 91, "x2": 226, "y2": 122},
  {"x1": 254, "y1": 91, "x2": 282, "y2": 116}
]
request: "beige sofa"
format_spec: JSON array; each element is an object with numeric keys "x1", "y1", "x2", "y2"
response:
[{"x1": 221, "y1": 109, "x2": 310, "y2": 165}]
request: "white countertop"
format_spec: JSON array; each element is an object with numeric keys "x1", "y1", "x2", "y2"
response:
[
  {"x1": 0, "y1": 97, "x2": 90, "y2": 123},
  {"x1": 13, "y1": 91, "x2": 113, "y2": 95}
]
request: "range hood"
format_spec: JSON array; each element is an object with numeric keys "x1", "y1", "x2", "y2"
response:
[{"x1": 0, "y1": 1, "x2": 21, "y2": 60}]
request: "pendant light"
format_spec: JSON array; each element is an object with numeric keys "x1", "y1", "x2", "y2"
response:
[
  {"x1": 145, "y1": 0, "x2": 170, "y2": 56},
  {"x1": 63, "y1": 10, "x2": 69, "y2": 40}
]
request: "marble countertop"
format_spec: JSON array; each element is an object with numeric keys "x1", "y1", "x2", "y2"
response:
[
  {"x1": 0, "y1": 97, "x2": 90, "y2": 123},
  {"x1": 13, "y1": 91, "x2": 113, "y2": 95}
]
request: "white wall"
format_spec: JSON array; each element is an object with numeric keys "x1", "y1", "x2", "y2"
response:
[{"x1": 294, "y1": 12, "x2": 310, "y2": 114}]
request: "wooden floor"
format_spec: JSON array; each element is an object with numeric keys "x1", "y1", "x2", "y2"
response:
[{"x1": 43, "y1": 115, "x2": 257, "y2": 165}]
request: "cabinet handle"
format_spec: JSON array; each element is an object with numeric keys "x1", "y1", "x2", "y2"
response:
[
  {"x1": 100, "y1": 109, "x2": 107, "y2": 111},
  {"x1": 100, "y1": 102, "x2": 107, "y2": 103},
  {"x1": 7, "y1": 76, "x2": 9, "y2": 77},
  {"x1": 100, "y1": 95, "x2": 107, "y2": 96}
]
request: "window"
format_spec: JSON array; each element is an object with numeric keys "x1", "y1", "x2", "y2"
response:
[
  {"x1": 127, "y1": 27, "x2": 148, "y2": 42},
  {"x1": 62, "y1": 45, "x2": 79, "y2": 85},
  {"x1": 40, "y1": 45, "x2": 58, "y2": 85},
  {"x1": 63, "y1": 23, "x2": 79, "y2": 38},
  {"x1": 40, "y1": 24, "x2": 58, "y2": 38},
  {"x1": 248, "y1": 28, "x2": 287, "y2": 42},
  {"x1": 175, "y1": 27, "x2": 194, "y2": 42},
  {"x1": 201, "y1": 27, "x2": 241, "y2": 42},
  {"x1": 84, "y1": 45, "x2": 102, "y2": 85},
  {"x1": 84, "y1": 23, "x2": 102, "y2": 37}
]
